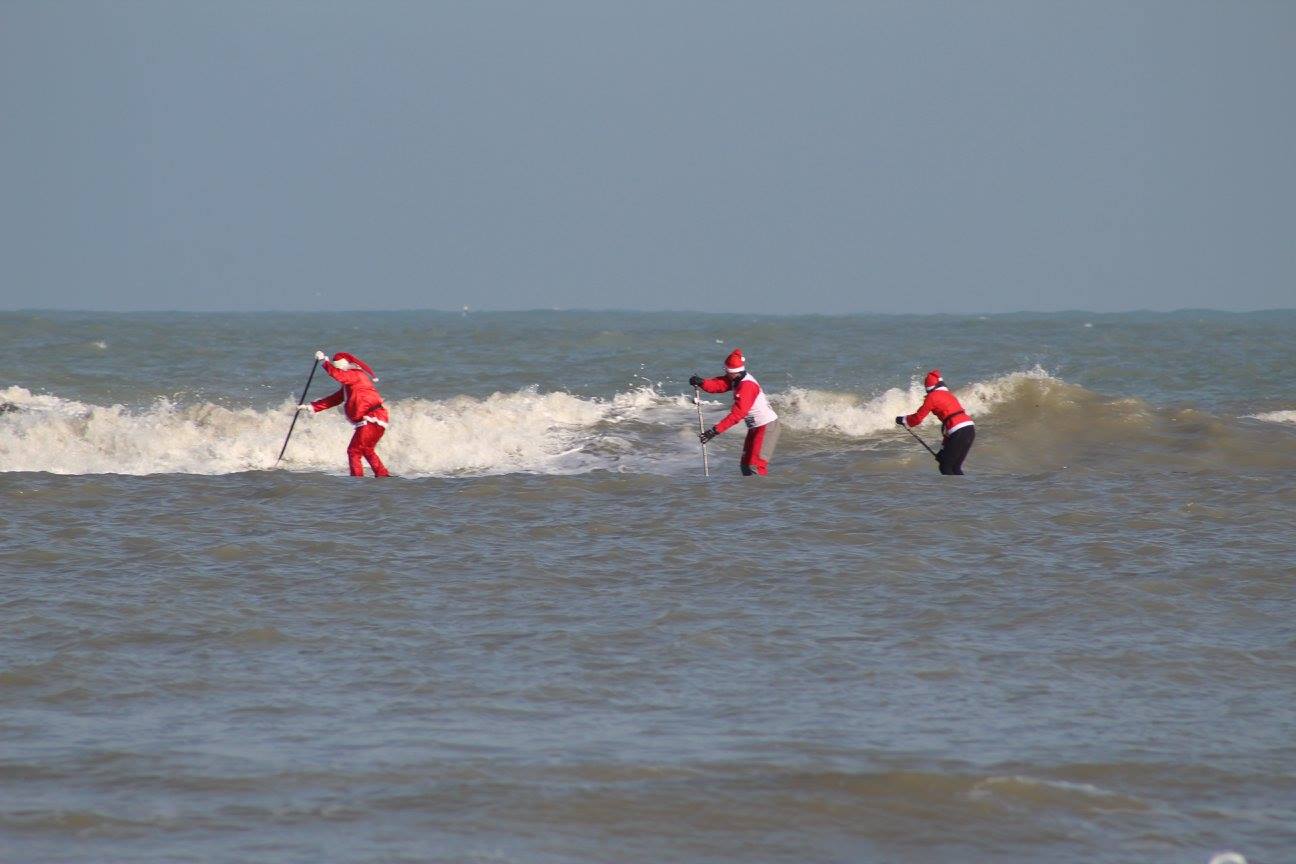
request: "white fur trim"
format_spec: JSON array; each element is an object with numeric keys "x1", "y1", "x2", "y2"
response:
[
  {"x1": 945, "y1": 419, "x2": 974, "y2": 434},
  {"x1": 354, "y1": 416, "x2": 389, "y2": 429}
]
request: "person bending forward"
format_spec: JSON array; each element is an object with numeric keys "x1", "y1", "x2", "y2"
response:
[
  {"x1": 896, "y1": 369, "x2": 974, "y2": 475},
  {"x1": 299, "y1": 350, "x2": 391, "y2": 477}
]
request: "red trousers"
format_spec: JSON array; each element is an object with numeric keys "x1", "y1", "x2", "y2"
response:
[
  {"x1": 347, "y1": 423, "x2": 390, "y2": 477},
  {"x1": 739, "y1": 420, "x2": 780, "y2": 476}
]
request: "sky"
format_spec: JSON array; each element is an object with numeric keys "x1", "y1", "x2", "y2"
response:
[{"x1": 1, "y1": 1, "x2": 1293, "y2": 314}]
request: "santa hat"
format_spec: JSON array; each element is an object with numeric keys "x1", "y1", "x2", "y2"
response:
[
  {"x1": 332, "y1": 352, "x2": 378, "y2": 381},
  {"x1": 924, "y1": 369, "x2": 944, "y2": 392},
  {"x1": 724, "y1": 349, "x2": 745, "y2": 373}
]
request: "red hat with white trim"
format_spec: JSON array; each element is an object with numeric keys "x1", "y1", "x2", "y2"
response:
[
  {"x1": 724, "y1": 349, "x2": 745, "y2": 373},
  {"x1": 924, "y1": 369, "x2": 943, "y2": 391},
  {"x1": 332, "y1": 352, "x2": 378, "y2": 381}
]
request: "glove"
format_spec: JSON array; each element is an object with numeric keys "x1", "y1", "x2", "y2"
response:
[
  {"x1": 699, "y1": 427, "x2": 718, "y2": 444},
  {"x1": 895, "y1": 416, "x2": 906, "y2": 427},
  {"x1": 688, "y1": 375, "x2": 704, "y2": 388},
  {"x1": 315, "y1": 350, "x2": 327, "y2": 362},
  {"x1": 296, "y1": 403, "x2": 314, "y2": 413}
]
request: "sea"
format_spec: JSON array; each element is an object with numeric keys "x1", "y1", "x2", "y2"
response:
[{"x1": 2, "y1": 309, "x2": 1293, "y2": 864}]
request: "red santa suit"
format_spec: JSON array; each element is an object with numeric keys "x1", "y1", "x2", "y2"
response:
[
  {"x1": 900, "y1": 369, "x2": 975, "y2": 475},
  {"x1": 310, "y1": 352, "x2": 391, "y2": 477},
  {"x1": 697, "y1": 349, "x2": 780, "y2": 476}
]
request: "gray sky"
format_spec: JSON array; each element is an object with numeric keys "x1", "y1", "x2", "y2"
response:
[{"x1": 2, "y1": 1, "x2": 1293, "y2": 313}]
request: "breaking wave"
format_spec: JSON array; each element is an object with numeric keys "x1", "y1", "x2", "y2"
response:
[
  {"x1": 1249, "y1": 410, "x2": 1296, "y2": 425},
  {"x1": 0, "y1": 384, "x2": 724, "y2": 477},
  {"x1": 2, "y1": 369, "x2": 1292, "y2": 476},
  {"x1": 777, "y1": 367, "x2": 1055, "y2": 437}
]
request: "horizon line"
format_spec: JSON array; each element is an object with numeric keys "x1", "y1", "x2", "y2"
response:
[{"x1": 4, "y1": 306, "x2": 1295, "y2": 317}]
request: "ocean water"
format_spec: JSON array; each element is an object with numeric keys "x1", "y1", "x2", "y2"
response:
[{"x1": 1, "y1": 309, "x2": 1293, "y2": 864}]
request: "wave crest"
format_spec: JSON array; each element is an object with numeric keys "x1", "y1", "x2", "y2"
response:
[
  {"x1": 0, "y1": 385, "x2": 691, "y2": 477},
  {"x1": 1249, "y1": 410, "x2": 1296, "y2": 425},
  {"x1": 4, "y1": 369, "x2": 1293, "y2": 476},
  {"x1": 774, "y1": 367, "x2": 1056, "y2": 436}
]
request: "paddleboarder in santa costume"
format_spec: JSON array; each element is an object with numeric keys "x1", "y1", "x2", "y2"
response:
[
  {"x1": 298, "y1": 351, "x2": 391, "y2": 477},
  {"x1": 897, "y1": 369, "x2": 975, "y2": 475},
  {"x1": 689, "y1": 349, "x2": 780, "y2": 476}
]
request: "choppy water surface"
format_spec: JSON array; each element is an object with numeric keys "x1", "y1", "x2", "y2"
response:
[{"x1": 2, "y1": 311, "x2": 1294, "y2": 863}]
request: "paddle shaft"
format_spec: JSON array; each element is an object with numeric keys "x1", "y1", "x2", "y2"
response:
[
  {"x1": 275, "y1": 360, "x2": 319, "y2": 466},
  {"x1": 694, "y1": 386, "x2": 710, "y2": 477},
  {"x1": 902, "y1": 423, "x2": 939, "y2": 458}
]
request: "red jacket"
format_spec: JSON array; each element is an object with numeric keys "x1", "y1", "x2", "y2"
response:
[
  {"x1": 312, "y1": 363, "x2": 389, "y2": 428},
  {"x1": 903, "y1": 386, "x2": 973, "y2": 437},
  {"x1": 698, "y1": 374, "x2": 778, "y2": 434}
]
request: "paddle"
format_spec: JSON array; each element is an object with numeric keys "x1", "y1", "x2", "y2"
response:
[
  {"x1": 901, "y1": 423, "x2": 940, "y2": 460},
  {"x1": 274, "y1": 359, "x2": 319, "y2": 467},
  {"x1": 693, "y1": 386, "x2": 710, "y2": 477}
]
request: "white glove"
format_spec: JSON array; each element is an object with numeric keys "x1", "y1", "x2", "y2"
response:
[
  {"x1": 315, "y1": 350, "x2": 327, "y2": 362},
  {"x1": 296, "y1": 403, "x2": 314, "y2": 413},
  {"x1": 331, "y1": 357, "x2": 352, "y2": 370}
]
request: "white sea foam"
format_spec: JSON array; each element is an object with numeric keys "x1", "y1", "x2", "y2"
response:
[
  {"x1": 972, "y1": 775, "x2": 1115, "y2": 800},
  {"x1": 0, "y1": 384, "x2": 701, "y2": 477},
  {"x1": 381, "y1": 389, "x2": 610, "y2": 476},
  {"x1": 1248, "y1": 410, "x2": 1296, "y2": 424},
  {"x1": 0, "y1": 386, "x2": 306, "y2": 476},
  {"x1": 774, "y1": 367, "x2": 1056, "y2": 437},
  {"x1": 0, "y1": 369, "x2": 1058, "y2": 476},
  {"x1": 969, "y1": 774, "x2": 1146, "y2": 812},
  {"x1": 0, "y1": 369, "x2": 1057, "y2": 476}
]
